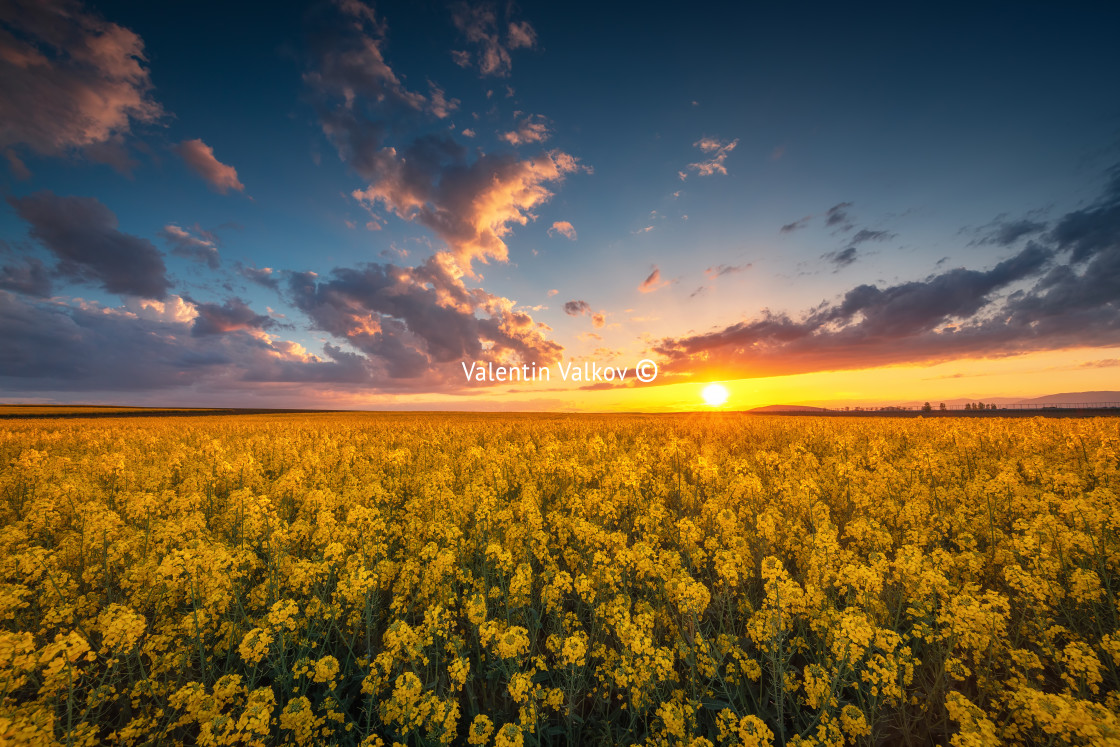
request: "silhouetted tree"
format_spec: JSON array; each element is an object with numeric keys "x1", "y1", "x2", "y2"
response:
[
  {"x1": 939, "y1": 402, "x2": 947, "y2": 411},
  {"x1": 922, "y1": 402, "x2": 932, "y2": 412}
]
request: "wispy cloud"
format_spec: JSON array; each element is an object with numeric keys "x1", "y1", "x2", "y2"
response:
[
  {"x1": 160, "y1": 224, "x2": 220, "y2": 269},
  {"x1": 638, "y1": 266, "x2": 670, "y2": 293},
  {"x1": 683, "y1": 137, "x2": 738, "y2": 178},
  {"x1": 500, "y1": 114, "x2": 551, "y2": 146},
  {"x1": 780, "y1": 216, "x2": 811, "y2": 233},
  {"x1": 451, "y1": 3, "x2": 537, "y2": 77}
]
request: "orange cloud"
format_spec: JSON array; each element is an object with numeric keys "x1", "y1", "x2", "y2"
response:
[
  {"x1": 175, "y1": 139, "x2": 245, "y2": 194},
  {"x1": 638, "y1": 266, "x2": 670, "y2": 293},
  {"x1": 0, "y1": 0, "x2": 163, "y2": 169},
  {"x1": 352, "y1": 146, "x2": 587, "y2": 272},
  {"x1": 501, "y1": 114, "x2": 551, "y2": 146},
  {"x1": 686, "y1": 137, "x2": 737, "y2": 177},
  {"x1": 548, "y1": 221, "x2": 577, "y2": 240}
]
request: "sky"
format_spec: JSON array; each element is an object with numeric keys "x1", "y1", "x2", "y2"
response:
[{"x1": 2, "y1": 0, "x2": 1119, "y2": 411}]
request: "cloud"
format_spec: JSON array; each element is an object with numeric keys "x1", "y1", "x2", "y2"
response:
[
  {"x1": 288, "y1": 255, "x2": 562, "y2": 381},
  {"x1": 4, "y1": 149, "x2": 31, "y2": 180},
  {"x1": 651, "y1": 163, "x2": 1120, "y2": 384},
  {"x1": 823, "y1": 246, "x2": 859, "y2": 268},
  {"x1": 564, "y1": 299, "x2": 591, "y2": 316},
  {"x1": 160, "y1": 224, "x2": 220, "y2": 268},
  {"x1": 638, "y1": 266, "x2": 670, "y2": 293},
  {"x1": 547, "y1": 288, "x2": 558, "y2": 296},
  {"x1": 238, "y1": 264, "x2": 279, "y2": 290},
  {"x1": 451, "y1": 3, "x2": 537, "y2": 77},
  {"x1": 705, "y1": 263, "x2": 751, "y2": 278},
  {"x1": 825, "y1": 202, "x2": 854, "y2": 231},
  {"x1": 304, "y1": 0, "x2": 454, "y2": 179},
  {"x1": 562, "y1": 298, "x2": 606, "y2": 327},
  {"x1": 548, "y1": 221, "x2": 576, "y2": 240},
  {"x1": 351, "y1": 140, "x2": 586, "y2": 271},
  {"x1": 500, "y1": 114, "x2": 551, "y2": 146},
  {"x1": 685, "y1": 137, "x2": 737, "y2": 178},
  {"x1": 507, "y1": 21, "x2": 536, "y2": 49},
  {"x1": 971, "y1": 218, "x2": 1048, "y2": 247},
  {"x1": 174, "y1": 139, "x2": 246, "y2": 194},
  {"x1": 0, "y1": 257, "x2": 51, "y2": 297},
  {"x1": 302, "y1": 5, "x2": 585, "y2": 275},
  {"x1": 188, "y1": 297, "x2": 274, "y2": 337},
  {"x1": 427, "y1": 82, "x2": 460, "y2": 119},
  {"x1": 821, "y1": 228, "x2": 893, "y2": 268},
  {"x1": 8, "y1": 191, "x2": 170, "y2": 299},
  {"x1": 849, "y1": 229, "x2": 895, "y2": 245},
  {"x1": 461, "y1": 128, "x2": 476, "y2": 138},
  {"x1": 0, "y1": 0, "x2": 163, "y2": 167},
  {"x1": 780, "y1": 216, "x2": 811, "y2": 234},
  {"x1": 0, "y1": 291, "x2": 373, "y2": 394},
  {"x1": 654, "y1": 240, "x2": 1064, "y2": 378}
]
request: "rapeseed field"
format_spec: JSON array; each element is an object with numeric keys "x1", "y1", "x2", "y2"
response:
[{"x1": 0, "y1": 413, "x2": 1117, "y2": 745}]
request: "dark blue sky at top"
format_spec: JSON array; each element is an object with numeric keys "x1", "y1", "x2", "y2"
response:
[{"x1": 2, "y1": 0, "x2": 1119, "y2": 405}]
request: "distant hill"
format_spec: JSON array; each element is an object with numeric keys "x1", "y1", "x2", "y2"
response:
[{"x1": 1014, "y1": 391, "x2": 1120, "y2": 405}]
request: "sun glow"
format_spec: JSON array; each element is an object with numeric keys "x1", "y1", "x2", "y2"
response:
[{"x1": 701, "y1": 383, "x2": 730, "y2": 407}]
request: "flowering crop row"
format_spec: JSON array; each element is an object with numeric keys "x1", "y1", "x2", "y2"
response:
[{"x1": 0, "y1": 413, "x2": 1118, "y2": 745}]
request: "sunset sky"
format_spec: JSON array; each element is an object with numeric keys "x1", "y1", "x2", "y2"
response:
[{"x1": 2, "y1": 0, "x2": 1119, "y2": 411}]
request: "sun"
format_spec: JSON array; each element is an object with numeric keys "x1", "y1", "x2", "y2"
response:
[{"x1": 701, "y1": 383, "x2": 730, "y2": 407}]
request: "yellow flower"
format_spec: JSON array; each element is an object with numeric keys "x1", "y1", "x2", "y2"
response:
[
  {"x1": 312, "y1": 655, "x2": 340, "y2": 685},
  {"x1": 238, "y1": 627, "x2": 272, "y2": 665},
  {"x1": 468, "y1": 714, "x2": 494, "y2": 745},
  {"x1": 493, "y1": 723, "x2": 523, "y2": 747}
]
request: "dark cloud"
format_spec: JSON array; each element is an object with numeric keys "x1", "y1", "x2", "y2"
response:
[
  {"x1": 0, "y1": 256, "x2": 51, "y2": 297},
  {"x1": 304, "y1": 0, "x2": 447, "y2": 185},
  {"x1": 0, "y1": 291, "x2": 371, "y2": 393},
  {"x1": 160, "y1": 224, "x2": 220, "y2": 269},
  {"x1": 238, "y1": 264, "x2": 280, "y2": 290},
  {"x1": 972, "y1": 218, "x2": 1047, "y2": 247},
  {"x1": 705, "y1": 263, "x2": 751, "y2": 278},
  {"x1": 8, "y1": 191, "x2": 170, "y2": 299},
  {"x1": 824, "y1": 246, "x2": 859, "y2": 268},
  {"x1": 780, "y1": 216, "x2": 810, "y2": 233},
  {"x1": 825, "y1": 202, "x2": 853, "y2": 230},
  {"x1": 1048, "y1": 168, "x2": 1120, "y2": 263},
  {"x1": 849, "y1": 229, "x2": 895, "y2": 245},
  {"x1": 564, "y1": 300, "x2": 591, "y2": 316},
  {"x1": 0, "y1": 0, "x2": 162, "y2": 168},
  {"x1": 188, "y1": 297, "x2": 273, "y2": 337},
  {"x1": 288, "y1": 256, "x2": 562, "y2": 380},
  {"x1": 822, "y1": 229, "x2": 894, "y2": 269},
  {"x1": 651, "y1": 223, "x2": 1115, "y2": 379}
]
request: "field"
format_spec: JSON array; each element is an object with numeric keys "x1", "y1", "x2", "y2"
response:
[{"x1": 1, "y1": 413, "x2": 1118, "y2": 746}]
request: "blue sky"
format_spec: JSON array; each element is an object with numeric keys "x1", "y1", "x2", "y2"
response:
[{"x1": 2, "y1": 0, "x2": 1119, "y2": 409}]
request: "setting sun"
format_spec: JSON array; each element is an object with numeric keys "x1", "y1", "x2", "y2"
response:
[{"x1": 701, "y1": 383, "x2": 730, "y2": 407}]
